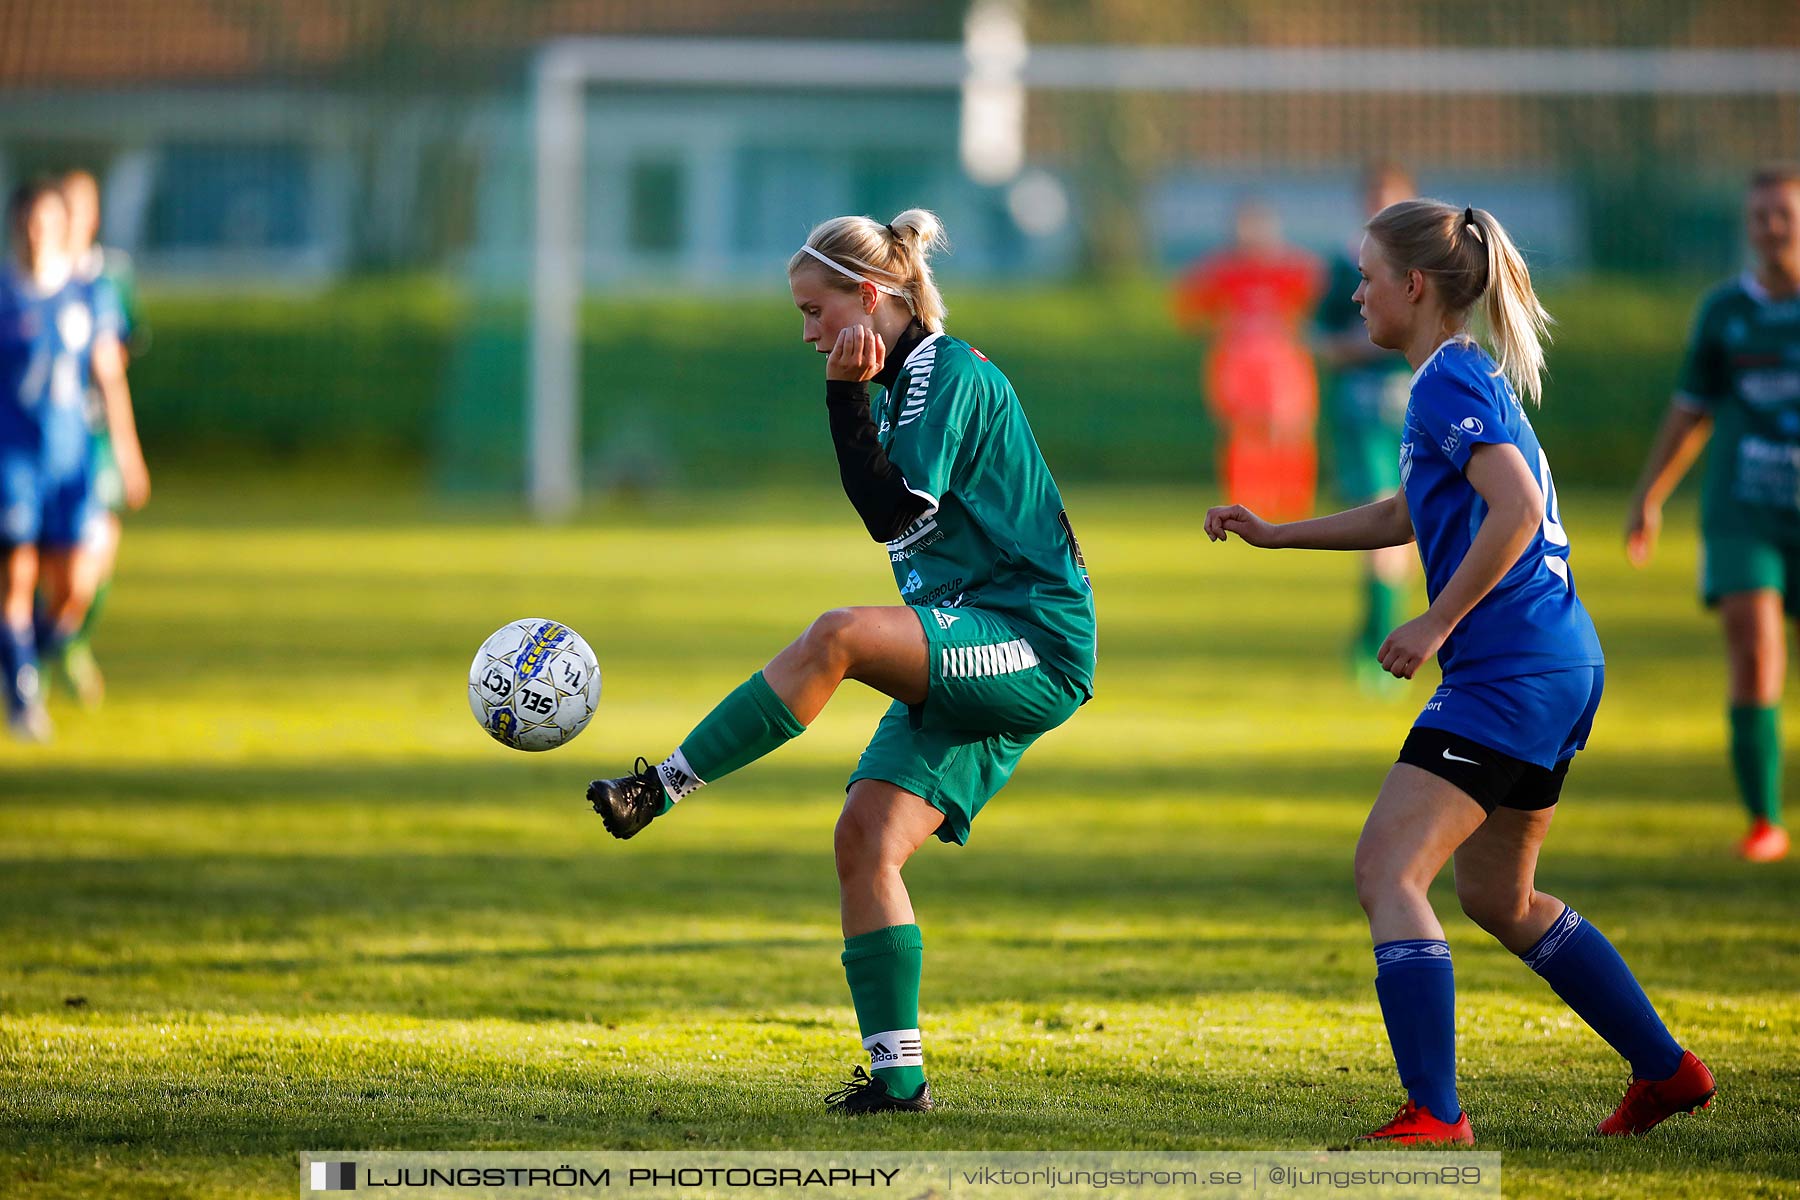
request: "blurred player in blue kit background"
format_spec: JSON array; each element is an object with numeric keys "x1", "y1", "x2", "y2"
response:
[{"x1": 0, "y1": 181, "x2": 105, "y2": 739}]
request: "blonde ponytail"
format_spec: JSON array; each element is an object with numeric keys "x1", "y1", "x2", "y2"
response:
[
  {"x1": 1466, "y1": 208, "x2": 1554, "y2": 406},
  {"x1": 786, "y1": 209, "x2": 951, "y2": 333},
  {"x1": 886, "y1": 209, "x2": 949, "y2": 332},
  {"x1": 1367, "y1": 200, "x2": 1554, "y2": 405}
]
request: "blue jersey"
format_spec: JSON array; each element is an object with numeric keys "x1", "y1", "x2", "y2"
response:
[
  {"x1": 1399, "y1": 339, "x2": 1603, "y2": 681},
  {"x1": 0, "y1": 267, "x2": 107, "y2": 479}
]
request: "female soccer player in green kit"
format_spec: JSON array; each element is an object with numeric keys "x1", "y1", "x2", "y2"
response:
[
  {"x1": 585, "y1": 209, "x2": 1096, "y2": 1113},
  {"x1": 1626, "y1": 165, "x2": 1800, "y2": 864},
  {"x1": 1316, "y1": 163, "x2": 1417, "y2": 692}
]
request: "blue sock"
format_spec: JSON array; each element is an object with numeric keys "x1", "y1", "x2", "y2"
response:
[
  {"x1": 1521, "y1": 908, "x2": 1684, "y2": 1081},
  {"x1": 1373, "y1": 939, "x2": 1461, "y2": 1122},
  {"x1": 32, "y1": 598, "x2": 52, "y2": 656},
  {"x1": 1, "y1": 620, "x2": 38, "y2": 716}
]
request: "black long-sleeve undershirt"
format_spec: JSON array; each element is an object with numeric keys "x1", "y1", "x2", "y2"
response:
[
  {"x1": 824, "y1": 320, "x2": 934, "y2": 542},
  {"x1": 825, "y1": 377, "x2": 931, "y2": 542}
]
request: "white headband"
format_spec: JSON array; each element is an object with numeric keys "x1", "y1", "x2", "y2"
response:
[{"x1": 797, "y1": 244, "x2": 909, "y2": 300}]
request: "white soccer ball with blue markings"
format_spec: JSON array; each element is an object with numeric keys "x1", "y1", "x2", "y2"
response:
[{"x1": 468, "y1": 618, "x2": 601, "y2": 751}]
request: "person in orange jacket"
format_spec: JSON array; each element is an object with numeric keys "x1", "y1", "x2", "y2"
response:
[{"x1": 1174, "y1": 198, "x2": 1324, "y2": 522}]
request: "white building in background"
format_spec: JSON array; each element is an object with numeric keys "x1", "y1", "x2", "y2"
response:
[
  {"x1": 0, "y1": 82, "x2": 1078, "y2": 288},
  {"x1": 0, "y1": 74, "x2": 1593, "y2": 289},
  {"x1": 19, "y1": 0, "x2": 1776, "y2": 289}
]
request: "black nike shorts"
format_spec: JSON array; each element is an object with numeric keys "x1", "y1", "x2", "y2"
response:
[{"x1": 1396, "y1": 726, "x2": 1572, "y2": 813}]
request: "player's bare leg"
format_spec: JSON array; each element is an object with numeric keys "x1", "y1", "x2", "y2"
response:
[
  {"x1": 586, "y1": 613, "x2": 940, "y2": 1112},
  {"x1": 588, "y1": 607, "x2": 928, "y2": 838},
  {"x1": 823, "y1": 778, "x2": 943, "y2": 1114},
  {"x1": 763, "y1": 606, "x2": 928, "y2": 719},
  {"x1": 1459, "y1": 802, "x2": 1712, "y2": 1133},
  {"x1": 1354, "y1": 765, "x2": 1487, "y2": 944},
  {"x1": 1452, "y1": 803, "x2": 1562, "y2": 953},
  {"x1": 1720, "y1": 590, "x2": 1788, "y2": 860},
  {"x1": 53, "y1": 520, "x2": 115, "y2": 708},
  {"x1": 835, "y1": 778, "x2": 944, "y2": 937},
  {"x1": 1352, "y1": 766, "x2": 1486, "y2": 1143}
]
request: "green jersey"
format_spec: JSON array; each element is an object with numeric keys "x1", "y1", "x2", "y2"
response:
[
  {"x1": 1679, "y1": 274, "x2": 1800, "y2": 537},
  {"x1": 874, "y1": 332, "x2": 1096, "y2": 693},
  {"x1": 1314, "y1": 252, "x2": 1408, "y2": 502}
]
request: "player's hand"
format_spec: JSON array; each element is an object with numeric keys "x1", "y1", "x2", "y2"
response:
[
  {"x1": 1204, "y1": 503, "x2": 1283, "y2": 548},
  {"x1": 1624, "y1": 498, "x2": 1660, "y2": 568},
  {"x1": 1377, "y1": 613, "x2": 1449, "y2": 680},
  {"x1": 121, "y1": 452, "x2": 150, "y2": 510},
  {"x1": 826, "y1": 325, "x2": 885, "y2": 382}
]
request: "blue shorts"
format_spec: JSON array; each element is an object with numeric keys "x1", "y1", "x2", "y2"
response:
[
  {"x1": 0, "y1": 456, "x2": 94, "y2": 549},
  {"x1": 1411, "y1": 667, "x2": 1605, "y2": 770}
]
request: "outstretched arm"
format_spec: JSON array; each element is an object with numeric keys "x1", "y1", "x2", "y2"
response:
[
  {"x1": 1624, "y1": 401, "x2": 1711, "y2": 568},
  {"x1": 1205, "y1": 491, "x2": 1414, "y2": 551},
  {"x1": 92, "y1": 334, "x2": 149, "y2": 509}
]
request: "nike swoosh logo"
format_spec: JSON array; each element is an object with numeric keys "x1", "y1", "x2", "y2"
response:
[{"x1": 1442, "y1": 749, "x2": 1480, "y2": 765}]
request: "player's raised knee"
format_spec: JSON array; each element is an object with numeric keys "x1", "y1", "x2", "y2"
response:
[{"x1": 801, "y1": 607, "x2": 863, "y2": 663}]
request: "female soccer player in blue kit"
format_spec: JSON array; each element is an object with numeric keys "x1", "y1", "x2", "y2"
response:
[
  {"x1": 0, "y1": 180, "x2": 113, "y2": 741},
  {"x1": 1206, "y1": 200, "x2": 1714, "y2": 1145}
]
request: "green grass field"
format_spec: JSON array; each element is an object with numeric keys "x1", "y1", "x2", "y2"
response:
[{"x1": 2, "y1": 480, "x2": 1796, "y2": 1199}]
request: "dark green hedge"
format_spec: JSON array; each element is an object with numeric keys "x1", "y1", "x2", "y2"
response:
[{"x1": 127, "y1": 276, "x2": 1700, "y2": 489}]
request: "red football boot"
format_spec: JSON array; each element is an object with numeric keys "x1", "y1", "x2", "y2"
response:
[
  {"x1": 1738, "y1": 819, "x2": 1789, "y2": 863},
  {"x1": 1356, "y1": 1099, "x2": 1475, "y2": 1146},
  {"x1": 1598, "y1": 1051, "x2": 1716, "y2": 1135}
]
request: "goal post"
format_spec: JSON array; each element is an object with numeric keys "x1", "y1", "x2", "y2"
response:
[{"x1": 527, "y1": 37, "x2": 974, "y2": 520}]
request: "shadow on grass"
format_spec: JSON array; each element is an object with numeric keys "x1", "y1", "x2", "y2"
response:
[
  {"x1": 0, "y1": 748, "x2": 1735, "y2": 811},
  {"x1": 5, "y1": 752, "x2": 1794, "y2": 1021}
]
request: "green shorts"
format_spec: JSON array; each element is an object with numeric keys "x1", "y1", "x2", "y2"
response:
[
  {"x1": 848, "y1": 606, "x2": 1087, "y2": 846},
  {"x1": 1330, "y1": 425, "x2": 1400, "y2": 506},
  {"x1": 89, "y1": 430, "x2": 124, "y2": 513},
  {"x1": 1328, "y1": 373, "x2": 1406, "y2": 504},
  {"x1": 1701, "y1": 529, "x2": 1800, "y2": 615}
]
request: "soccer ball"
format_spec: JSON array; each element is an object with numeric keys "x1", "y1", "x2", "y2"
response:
[{"x1": 468, "y1": 618, "x2": 601, "y2": 751}]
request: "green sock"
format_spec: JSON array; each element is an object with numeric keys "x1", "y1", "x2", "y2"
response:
[
  {"x1": 1729, "y1": 704, "x2": 1783, "y2": 825},
  {"x1": 842, "y1": 924, "x2": 926, "y2": 1098},
  {"x1": 1362, "y1": 573, "x2": 1401, "y2": 652},
  {"x1": 77, "y1": 577, "x2": 111, "y2": 644},
  {"x1": 653, "y1": 671, "x2": 805, "y2": 813}
]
